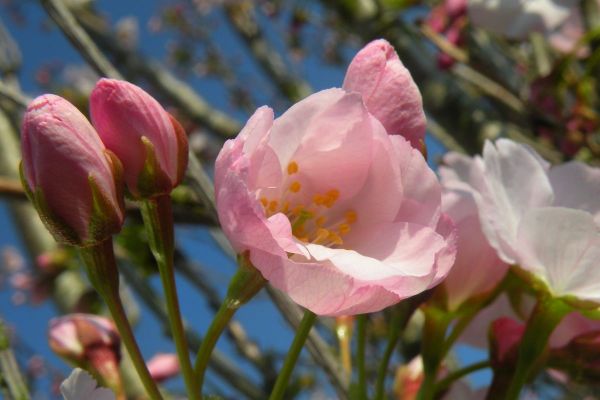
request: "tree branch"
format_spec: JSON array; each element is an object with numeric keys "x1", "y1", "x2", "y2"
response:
[{"x1": 223, "y1": 2, "x2": 312, "y2": 102}]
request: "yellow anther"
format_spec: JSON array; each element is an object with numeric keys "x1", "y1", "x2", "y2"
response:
[
  {"x1": 268, "y1": 200, "x2": 278, "y2": 213},
  {"x1": 287, "y1": 161, "x2": 299, "y2": 175},
  {"x1": 289, "y1": 181, "x2": 302, "y2": 193},
  {"x1": 345, "y1": 210, "x2": 357, "y2": 224},
  {"x1": 313, "y1": 194, "x2": 326, "y2": 206},
  {"x1": 316, "y1": 216, "x2": 327, "y2": 227},
  {"x1": 323, "y1": 189, "x2": 340, "y2": 208},
  {"x1": 338, "y1": 223, "x2": 351, "y2": 235},
  {"x1": 260, "y1": 197, "x2": 269, "y2": 208},
  {"x1": 327, "y1": 189, "x2": 340, "y2": 202},
  {"x1": 281, "y1": 201, "x2": 290, "y2": 213}
]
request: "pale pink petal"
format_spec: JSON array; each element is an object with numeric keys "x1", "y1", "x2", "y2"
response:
[
  {"x1": 269, "y1": 89, "x2": 374, "y2": 202},
  {"x1": 393, "y1": 135, "x2": 442, "y2": 227},
  {"x1": 549, "y1": 161, "x2": 600, "y2": 223},
  {"x1": 343, "y1": 39, "x2": 426, "y2": 148},
  {"x1": 215, "y1": 169, "x2": 286, "y2": 257},
  {"x1": 516, "y1": 207, "x2": 600, "y2": 301},
  {"x1": 430, "y1": 213, "x2": 458, "y2": 286},
  {"x1": 477, "y1": 139, "x2": 554, "y2": 263}
]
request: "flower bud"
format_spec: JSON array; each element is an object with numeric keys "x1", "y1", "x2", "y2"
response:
[
  {"x1": 49, "y1": 314, "x2": 122, "y2": 394},
  {"x1": 343, "y1": 39, "x2": 426, "y2": 149},
  {"x1": 48, "y1": 313, "x2": 121, "y2": 364},
  {"x1": 147, "y1": 353, "x2": 180, "y2": 383},
  {"x1": 90, "y1": 78, "x2": 188, "y2": 198},
  {"x1": 21, "y1": 95, "x2": 125, "y2": 246}
]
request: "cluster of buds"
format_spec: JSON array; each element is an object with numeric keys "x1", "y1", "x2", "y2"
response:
[{"x1": 20, "y1": 79, "x2": 188, "y2": 246}]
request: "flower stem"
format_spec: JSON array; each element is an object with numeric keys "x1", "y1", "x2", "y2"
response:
[
  {"x1": 356, "y1": 314, "x2": 368, "y2": 400},
  {"x1": 434, "y1": 360, "x2": 490, "y2": 396},
  {"x1": 80, "y1": 240, "x2": 163, "y2": 400},
  {"x1": 194, "y1": 253, "x2": 266, "y2": 397},
  {"x1": 268, "y1": 310, "x2": 317, "y2": 400},
  {"x1": 140, "y1": 195, "x2": 199, "y2": 400},
  {"x1": 417, "y1": 307, "x2": 452, "y2": 400},
  {"x1": 504, "y1": 296, "x2": 571, "y2": 400},
  {"x1": 374, "y1": 307, "x2": 407, "y2": 400}
]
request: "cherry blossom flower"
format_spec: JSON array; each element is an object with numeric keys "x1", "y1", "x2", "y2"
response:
[{"x1": 215, "y1": 40, "x2": 456, "y2": 316}]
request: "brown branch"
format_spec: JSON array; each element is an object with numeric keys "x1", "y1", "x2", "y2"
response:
[
  {"x1": 0, "y1": 177, "x2": 25, "y2": 200},
  {"x1": 223, "y1": 2, "x2": 312, "y2": 102},
  {"x1": 73, "y1": 9, "x2": 242, "y2": 139},
  {"x1": 40, "y1": 0, "x2": 123, "y2": 79}
]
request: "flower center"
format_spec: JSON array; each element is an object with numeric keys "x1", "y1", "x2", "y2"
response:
[{"x1": 259, "y1": 161, "x2": 358, "y2": 248}]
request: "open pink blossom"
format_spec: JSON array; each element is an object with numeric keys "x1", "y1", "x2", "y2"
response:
[
  {"x1": 440, "y1": 184, "x2": 508, "y2": 311},
  {"x1": 90, "y1": 78, "x2": 188, "y2": 198},
  {"x1": 21, "y1": 94, "x2": 124, "y2": 246},
  {"x1": 343, "y1": 39, "x2": 426, "y2": 149},
  {"x1": 215, "y1": 83, "x2": 456, "y2": 316},
  {"x1": 440, "y1": 139, "x2": 600, "y2": 303}
]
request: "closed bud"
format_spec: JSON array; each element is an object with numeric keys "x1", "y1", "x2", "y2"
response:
[
  {"x1": 21, "y1": 95, "x2": 125, "y2": 247},
  {"x1": 90, "y1": 78, "x2": 188, "y2": 198}
]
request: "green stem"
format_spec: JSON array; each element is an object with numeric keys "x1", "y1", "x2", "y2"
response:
[
  {"x1": 374, "y1": 307, "x2": 406, "y2": 400},
  {"x1": 0, "y1": 319, "x2": 30, "y2": 400},
  {"x1": 434, "y1": 360, "x2": 490, "y2": 396},
  {"x1": 268, "y1": 310, "x2": 317, "y2": 400},
  {"x1": 140, "y1": 196, "x2": 199, "y2": 400},
  {"x1": 356, "y1": 314, "x2": 368, "y2": 400},
  {"x1": 80, "y1": 240, "x2": 163, "y2": 400},
  {"x1": 416, "y1": 307, "x2": 452, "y2": 400},
  {"x1": 504, "y1": 297, "x2": 571, "y2": 400},
  {"x1": 194, "y1": 254, "x2": 266, "y2": 397}
]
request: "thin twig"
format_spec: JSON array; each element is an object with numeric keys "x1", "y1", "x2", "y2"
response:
[
  {"x1": 40, "y1": 0, "x2": 122, "y2": 79},
  {"x1": 0, "y1": 79, "x2": 30, "y2": 109},
  {"x1": 74, "y1": 9, "x2": 242, "y2": 138},
  {"x1": 0, "y1": 177, "x2": 25, "y2": 200},
  {"x1": 223, "y1": 3, "x2": 312, "y2": 102}
]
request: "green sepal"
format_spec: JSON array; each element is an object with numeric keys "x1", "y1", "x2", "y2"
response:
[
  {"x1": 135, "y1": 136, "x2": 173, "y2": 199},
  {"x1": 86, "y1": 173, "x2": 124, "y2": 247},
  {"x1": 20, "y1": 161, "x2": 81, "y2": 246},
  {"x1": 168, "y1": 113, "x2": 189, "y2": 187}
]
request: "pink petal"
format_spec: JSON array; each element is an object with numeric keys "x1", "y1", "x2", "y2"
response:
[{"x1": 343, "y1": 39, "x2": 426, "y2": 148}]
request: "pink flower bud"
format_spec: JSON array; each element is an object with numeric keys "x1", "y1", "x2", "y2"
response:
[
  {"x1": 21, "y1": 95, "x2": 125, "y2": 246},
  {"x1": 90, "y1": 79, "x2": 188, "y2": 198},
  {"x1": 48, "y1": 314, "x2": 120, "y2": 363},
  {"x1": 49, "y1": 314, "x2": 122, "y2": 394},
  {"x1": 343, "y1": 39, "x2": 426, "y2": 149},
  {"x1": 146, "y1": 353, "x2": 180, "y2": 383},
  {"x1": 489, "y1": 317, "x2": 525, "y2": 369}
]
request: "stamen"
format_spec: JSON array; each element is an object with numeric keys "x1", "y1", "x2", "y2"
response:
[
  {"x1": 316, "y1": 216, "x2": 327, "y2": 227},
  {"x1": 324, "y1": 189, "x2": 340, "y2": 208},
  {"x1": 313, "y1": 194, "x2": 326, "y2": 206},
  {"x1": 345, "y1": 210, "x2": 357, "y2": 224},
  {"x1": 314, "y1": 228, "x2": 331, "y2": 244},
  {"x1": 338, "y1": 223, "x2": 351, "y2": 235},
  {"x1": 268, "y1": 200, "x2": 278, "y2": 213},
  {"x1": 260, "y1": 197, "x2": 269, "y2": 208},
  {"x1": 327, "y1": 231, "x2": 344, "y2": 246},
  {"x1": 287, "y1": 161, "x2": 299, "y2": 175},
  {"x1": 289, "y1": 181, "x2": 302, "y2": 193}
]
